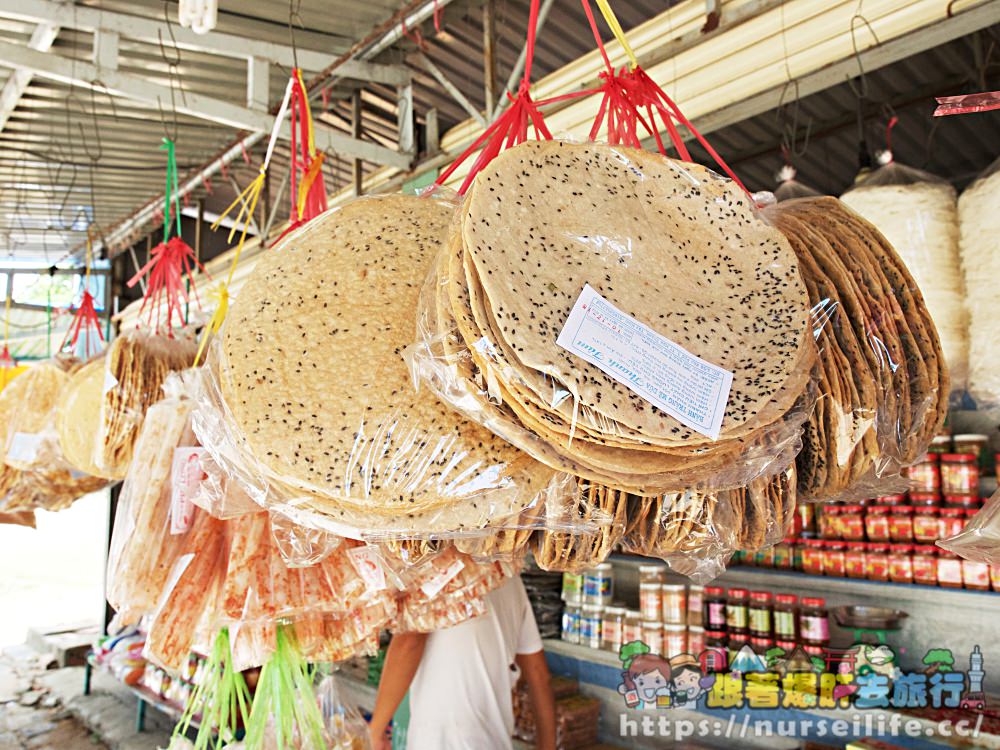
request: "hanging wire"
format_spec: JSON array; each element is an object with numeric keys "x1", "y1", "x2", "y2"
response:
[{"x1": 157, "y1": 0, "x2": 184, "y2": 141}]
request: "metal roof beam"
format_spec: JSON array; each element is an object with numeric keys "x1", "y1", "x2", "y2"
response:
[
  {"x1": 0, "y1": 0, "x2": 409, "y2": 86},
  {"x1": 0, "y1": 20, "x2": 57, "y2": 133},
  {"x1": 0, "y1": 40, "x2": 412, "y2": 170}
]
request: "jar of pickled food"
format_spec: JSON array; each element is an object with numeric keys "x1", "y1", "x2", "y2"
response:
[
  {"x1": 748, "y1": 591, "x2": 773, "y2": 638},
  {"x1": 791, "y1": 539, "x2": 804, "y2": 570},
  {"x1": 661, "y1": 584, "x2": 686, "y2": 625},
  {"x1": 802, "y1": 539, "x2": 825, "y2": 575},
  {"x1": 686, "y1": 586, "x2": 704, "y2": 627},
  {"x1": 725, "y1": 588, "x2": 749, "y2": 635},
  {"x1": 799, "y1": 598, "x2": 830, "y2": 648},
  {"x1": 822, "y1": 541, "x2": 846, "y2": 577},
  {"x1": 581, "y1": 604, "x2": 603, "y2": 648},
  {"x1": 888, "y1": 506, "x2": 915, "y2": 542},
  {"x1": 941, "y1": 454, "x2": 979, "y2": 495},
  {"x1": 908, "y1": 492, "x2": 940, "y2": 507},
  {"x1": 640, "y1": 582, "x2": 662, "y2": 621},
  {"x1": 819, "y1": 505, "x2": 842, "y2": 540},
  {"x1": 642, "y1": 619, "x2": 663, "y2": 654},
  {"x1": 601, "y1": 606, "x2": 625, "y2": 653},
  {"x1": 686, "y1": 626, "x2": 705, "y2": 656},
  {"x1": 623, "y1": 610, "x2": 643, "y2": 644},
  {"x1": 939, "y1": 508, "x2": 966, "y2": 539},
  {"x1": 912, "y1": 545, "x2": 938, "y2": 586},
  {"x1": 912, "y1": 506, "x2": 940, "y2": 543},
  {"x1": 865, "y1": 506, "x2": 891, "y2": 542},
  {"x1": 905, "y1": 454, "x2": 940, "y2": 493},
  {"x1": 663, "y1": 623, "x2": 687, "y2": 656},
  {"x1": 562, "y1": 604, "x2": 581, "y2": 644},
  {"x1": 845, "y1": 542, "x2": 867, "y2": 578},
  {"x1": 937, "y1": 550, "x2": 964, "y2": 588},
  {"x1": 703, "y1": 586, "x2": 727, "y2": 632},
  {"x1": 865, "y1": 544, "x2": 890, "y2": 581},
  {"x1": 638, "y1": 564, "x2": 666, "y2": 585},
  {"x1": 773, "y1": 594, "x2": 797, "y2": 641},
  {"x1": 840, "y1": 505, "x2": 865, "y2": 541},
  {"x1": 583, "y1": 563, "x2": 613, "y2": 605},
  {"x1": 963, "y1": 559, "x2": 991, "y2": 591},
  {"x1": 888, "y1": 544, "x2": 913, "y2": 583}
]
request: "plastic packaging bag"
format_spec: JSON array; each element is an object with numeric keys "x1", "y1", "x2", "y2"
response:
[
  {"x1": 106, "y1": 379, "x2": 197, "y2": 625},
  {"x1": 957, "y1": 156, "x2": 1000, "y2": 406},
  {"x1": 937, "y1": 488, "x2": 1000, "y2": 564},
  {"x1": 315, "y1": 669, "x2": 373, "y2": 750},
  {"x1": 774, "y1": 165, "x2": 822, "y2": 202},
  {"x1": 0, "y1": 356, "x2": 77, "y2": 471},
  {"x1": 841, "y1": 158, "x2": 969, "y2": 393},
  {"x1": 763, "y1": 196, "x2": 948, "y2": 502},
  {"x1": 408, "y1": 139, "x2": 816, "y2": 497},
  {"x1": 96, "y1": 330, "x2": 197, "y2": 479}
]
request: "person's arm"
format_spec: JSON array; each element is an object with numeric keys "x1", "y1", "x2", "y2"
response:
[
  {"x1": 369, "y1": 632, "x2": 429, "y2": 749},
  {"x1": 515, "y1": 649, "x2": 556, "y2": 750}
]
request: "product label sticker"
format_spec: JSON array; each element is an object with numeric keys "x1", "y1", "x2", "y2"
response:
[
  {"x1": 556, "y1": 284, "x2": 733, "y2": 440},
  {"x1": 170, "y1": 447, "x2": 208, "y2": 534},
  {"x1": 347, "y1": 546, "x2": 388, "y2": 592},
  {"x1": 6, "y1": 432, "x2": 43, "y2": 463},
  {"x1": 420, "y1": 558, "x2": 465, "y2": 599}
]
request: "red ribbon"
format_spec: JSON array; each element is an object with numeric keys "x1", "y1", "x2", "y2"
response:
[
  {"x1": 59, "y1": 290, "x2": 105, "y2": 357},
  {"x1": 884, "y1": 115, "x2": 899, "y2": 160},
  {"x1": 127, "y1": 236, "x2": 209, "y2": 333}
]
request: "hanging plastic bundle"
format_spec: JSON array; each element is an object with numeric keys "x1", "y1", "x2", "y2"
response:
[
  {"x1": 127, "y1": 139, "x2": 209, "y2": 333},
  {"x1": 774, "y1": 163, "x2": 821, "y2": 202},
  {"x1": 435, "y1": 0, "x2": 563, "y2": 195},
  {"x1": 169, "y1": 628, "x2": 251, "y2": 750},
  {"x1": 279, "y1": 68, "x2": 328, "y2": 240},
  {"x1": 580, "y1": 0, "x2": 750, "y2": 197},
  {"x1": 60, "y1": 233, "x2": 105, "y2": 359}
]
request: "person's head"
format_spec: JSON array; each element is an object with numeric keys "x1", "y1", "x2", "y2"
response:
[
  {"x1": 622, "y1": 654, "x2": 672, "y2": 702},
  {"x1": 671, "y1": 665, "x2": 703, "y2": 701}
]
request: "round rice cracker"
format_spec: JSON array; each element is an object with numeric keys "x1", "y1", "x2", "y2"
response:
[
  {"x1": 58, "y1": 358, "x2": 119, "y2": 479},
  {"x1": 0, "y1": 362, "x2": 69, "y2": 470},
  {"x1": 221, "y1": 194, "x2": 545, "y2": 518},
  {"x1": 531, "y1": 481, "x2": 627, "y2": 571},
  {"x1": 462, "y1": 140, "x2": 811, "y2": 443}
]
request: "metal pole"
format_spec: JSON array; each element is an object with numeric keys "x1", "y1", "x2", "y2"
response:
[{"x1": 352, "y1": 90, "x2": 363, "y2": 196}]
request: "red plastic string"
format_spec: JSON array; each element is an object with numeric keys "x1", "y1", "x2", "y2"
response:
[
  {"x1": 59, "y1": 290, "x2": 105, "y2": 358},
  {"x1": 884, "y1": 115, "x2": 899, "y2": 161},
  {"x1": 127, "y1": 236, "x2": 209, "y2": 333},
  {"x1": 202, "y1": 175, "x2": 214, "y2": 195},
  {"x1": 435, "y1": 0, "x2": 553, "y2": 195},
  {"x1": 433, "y1": 0, "x2": 441, "y2": 32},
  {"x1": 240, "y1": 141, "x2": 251, "y2": 164},
  {"x1": 220, "y1": 160, "x2": 230, "y2": 181}
]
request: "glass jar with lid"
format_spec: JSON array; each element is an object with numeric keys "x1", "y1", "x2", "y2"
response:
[
  {"x1": 639, "y1": 582, "x2": 662, "y2": 621},
  {"x1": 840, "y1": 505, "x2": 865, "y2": 541},
  {"x1": 819, "y1": 505, "x2": 842, "y2": 539},
  {"x1": 937, "y1": 550, "x2": 963, "y2": 588},
  {"x1": 845, "y1": 543, "x2": 866, "y2": 578},
  {"x1": 583, "y1": 563, "x2": 613, "y2": 605},
  {"x1": 561, "y1": 572, "x2": 584, "y2": 605},
  {"x1": 963, "y1": 559, "x2": 991, "y2": 591},
  {"x1": 686, "y1": 626, "x2": 705, "y2": 656},
  {"x1": 941, "y1": 454, "x2": 979, "y2": 495},
  {"x1": 686, "y1": 586, "x2": 704, "y2": 627},
  {"x1": 905, "y1": 453, "x2": 941, "y2": 493},
  {"x1": 909, "y1": 492, "x2": 940, "y2": 507},
  {"x1": 725, "y1": 588, "x2": 749, "y2": 635},
  {"x1": 661, "y1": 584, "x2": 686, "y2": 625},
  {"x1": 888, "y1": 506, "x2": 915, "y2": 542},
  {"x1": 888, "y1": 544, "x2": 913, "y2": 583},
  {"x1": 799, "y1": 597, "x2": 830, "y2": 648},
  {"x1": 642, "y1": 620, "x2": 663, "y2": 654},
  {"x1": 912, "y1": 506, "x2": 940, "y2": 544},
  {"x1": 928, "y1": 434, "x2": 952, "y2": 454},
  {"x1": 562, "y1": 604, "x2": 581, "y2": 644},
  {"x1": 953, "y1": 434, "x2": 989, "y2": 463},
  {"x1": 623, "y1": 610, "x2": 643, "y2": 644},
  {"x1": 822, "y1": 542, "x2": 846, "y2": 577},
  {"x1": 638, "y1": 564, "x2": 666, "y2": 585},
  {"x1": 912, "y1": 546, "x2": 937, "y2": 586},
  {"x1": 748, "y1": 591, "x2": 772, "y2": 638},
  {"x1": 939, "y1": 508, "x2": 966, "y2": 539},
  {"x1": 601, "y1": 606, "x2": 625, "y2": 653},
  {"x1": 662, "y1": 623, "x2": 686, "y2": 656},
  {"x1": 703, "y1": 586, "x2": 727, "y2": 632},
  {"x1": 864, "y1": 506, "x2": 891, "y2": 542},
  {"x1": 772, "y1": 538, "x2": 793, "y2": 569},
  {"x1": 581, "y1": 604, "x2": 603, "y2": 649},
  {"x1": 773, "y1": 594, "x2": 797, "y2": 641},
  {"x1": 802, "y1": 539, "x2": 824, "y2": 575},
  {"x1": 865, "y1": 543, "x2": 890, "y2": 581}
]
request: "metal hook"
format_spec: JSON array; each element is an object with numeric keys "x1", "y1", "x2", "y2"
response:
[
  {"x1": 157, "y1": 79, "x2": 180, "y2": 142},
  {"x1": 288, "y1": 0, "x2": 304, "y2": 71},
  {"x1": 78, "y1": 87, "x2": 103, "y2": 162},
  {"x1": 846, "y1": 13, "x2": 880, "y2": 100},
  {"x1": 158, "y1": 0, "x2": 182, "y2": 67}
]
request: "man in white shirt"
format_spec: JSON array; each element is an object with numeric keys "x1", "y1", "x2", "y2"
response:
[{"x1": 369, "y1": 576, "x2": 557, "y2": 750}]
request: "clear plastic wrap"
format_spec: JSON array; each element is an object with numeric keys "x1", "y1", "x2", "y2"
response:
[
  {"x1": 106, "y1": 382, "x2": 196, "y2": 626},
  {"x1": 96, "y1": 329, "x2": 197, "y2": 479},
  {"x1": 774, "y1": 165, "x2": 822, "y2": 202},
  {"x1": 408, "y1": 139, "x2": 816, "y2": 496},
  {"x1": 763, "y1": 196, "x2": 948, "y2": 503},
  {"x1": 0, "y1": 355, "x2": 77, "y2": 471},
  {"x1": 841, "y1": 159, "x2": 969, "y2": 394},
  {"x1": 57, "y1": 356, "x2": 120, "y2": 480},
  {"x1": 315, "y1": 669, "x2": 373, "y2": 750},
  {"x1": 937, "y1": 488, "x2": 1000, "y2": 564},
  {"x1": 958, "y1": 156, "x2": 1000, "y2": 406}
]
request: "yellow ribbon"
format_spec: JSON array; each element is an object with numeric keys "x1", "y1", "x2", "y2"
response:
[
  {"x1": 296, "y1": 152, "x2": 325, "y2": 221},
  {"x1": 194, "y1": 282, "x2": 229, "y2": 366},
  {"x1": 595, "y1": 0, "x2": 638, "y2": 70}
]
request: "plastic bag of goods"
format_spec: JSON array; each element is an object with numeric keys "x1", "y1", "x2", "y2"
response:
[
  {"x1": 409, "y1": 139, "x2": 816, "y2": 495},
  {"x1": 937, "y1": 488, "x2": 1000, "y2": 565},
  {"x1": 209, "y1": 192, "x2": 560, "y2": 542},
  {"x1": 0, "y1": 356, "x2": 77, "y2": 470},
  {"x1": 840, "y1": 159, "x2": 968, "y2": 393},
  {"x1": 57, "y1": 355, "x2": 121, "y2": 479},
  {"x1": 763, "y1": 196, "x2": 948, "y2": 502},
  {"x1": 774, "y1": 164, "x2": 822, "y2": 202},
  {"x1": 96, "y1": 330, "x2": 197, "y2": 479},
  {"x1": 957, "y1": 156, "x2": 1000, "y2": 406}
]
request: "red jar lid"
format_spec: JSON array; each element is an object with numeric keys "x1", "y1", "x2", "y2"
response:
[
  {"x1": 965, "y1": 509, "x2": 981, "y2": 517},
  {"x1": 841, "y1": 504, "x2": 864, "y2": 512},
  {"x1": 776, "y1": 639, "x2": 796, "y2": 650},
  {"x1": 891, "y1": 544, "x2": 913, "y2": 552},
  {"x1": 941, "y1": 453, "x2": 976, "y2": 462},
  {"x1": 775, "y1": 594, "x2": 797, "y2": 605},
  {"x1": 941, "y1": 508, "x2": 965, "y2": 517},
  {"x1": 704, "y1": 586, "x2": 725, "y2": 596},
  {"x1": 867, "y1": 543, "x2": 889, "y2": 552},
  {"x1": 826, "y1": 542, "x2": 846, "y2": 550},
  {"x1": 750, "y1": 591, "x2": 772, "y2": 603},
  {"x1": 728, "y1": 588, "x2": 749, "y2": 598},
  {"x1": 824, "y1": 506, "x2": 842, "y2": 514},
  {"x1": 912, "y1": 505, "x2": 939, "y2": 515},
  {"x1": 877, "y1": 495, "x2": 906, "y2": 503},
  {"x1": 890, "y1": 506, "x2": 914, "y2": 515},
  {"x1": 908, "y1": 493, "x2": 940, "y2": 505},
  {"x1": 944, "y1": 495, "x2": 980, "y2": 505},
  {"x1": 866, "y1": 505, "x2": 890, "y2": 514},
  {"x1": 704, "y1": 630, "x2": 727, "y2": 638},
  {"x1": 801, "y1": 597, "x2": 826, "y2": 607},
  {"x1": 914, "y1": 545, "x2": 938, "y2": 555},
  {"x1": 847, "y1": 542, "x2": 867, "y2": 551},
  {"x1": 913, "y1": 453, "x2": 939, "y2": 463}
]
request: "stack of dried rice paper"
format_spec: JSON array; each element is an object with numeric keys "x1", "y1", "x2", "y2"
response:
[
  {"x1": 957, "y1": 157, "x2": 1000, "y2": 405},
  {"x1": 211, "y1": 192, "x2": 585, "y2": 541},
  {"x1": 763, "y1": 197, "x2": 948, "y2": 502},
  {"x1": 841, "y1": 162, "x2": 968, "y2": 392},
  {"x1": 416, "y1": 140, "x2": 815, "y2": 495}
]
